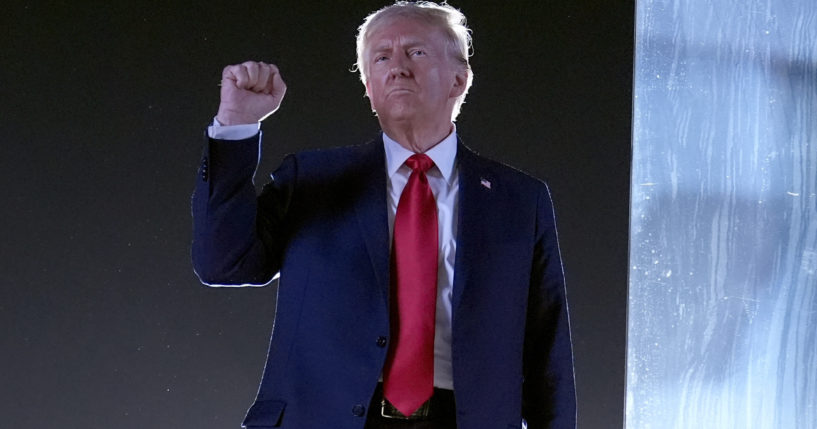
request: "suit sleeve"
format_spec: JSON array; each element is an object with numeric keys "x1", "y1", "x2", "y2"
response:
[
  {"x1": 191, "y1": 131, "x2": 296, "y2": 286},
  {"x1": 522, "y1": 183, "x2": 577, "y2": 428}
]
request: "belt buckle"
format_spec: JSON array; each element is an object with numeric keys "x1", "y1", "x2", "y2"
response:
[{"x1": 380, "y1": 399, "x2": 431, "y2": 420}]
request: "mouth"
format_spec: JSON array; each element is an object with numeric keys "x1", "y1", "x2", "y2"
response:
[{"x1": 387, "y1": 88, "x2": 414, "y2": 96}]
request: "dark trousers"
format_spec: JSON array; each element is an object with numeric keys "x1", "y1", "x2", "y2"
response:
[{"x1": 364, "y1": 384, "x2": 457, "y2": 429}]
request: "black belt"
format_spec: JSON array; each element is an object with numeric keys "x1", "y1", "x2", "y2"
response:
[{"x1": 372, "y1": 383, "x2": 456, "y2": 421}]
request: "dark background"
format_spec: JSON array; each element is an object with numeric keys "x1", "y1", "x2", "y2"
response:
[{"x1": 1, "y1": 1, "x2": 632, "y2": 428}]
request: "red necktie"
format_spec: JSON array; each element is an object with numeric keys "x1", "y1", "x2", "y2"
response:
[{"x1": 383, "y1": 153, "x2": 438, "y2": 417}]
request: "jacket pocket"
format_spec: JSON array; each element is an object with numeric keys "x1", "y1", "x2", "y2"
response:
[{"x1": 242, "y1": 399, "x2": 286, "y2": 428}]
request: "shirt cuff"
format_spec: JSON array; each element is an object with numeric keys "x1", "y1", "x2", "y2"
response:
[{"x1": 207, "y1": 117, "x2": 261, "y2": 140}]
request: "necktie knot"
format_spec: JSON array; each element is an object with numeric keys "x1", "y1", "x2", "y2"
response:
[{"x1": 406, "y1": 153, "x2": 434, "y2": 174}]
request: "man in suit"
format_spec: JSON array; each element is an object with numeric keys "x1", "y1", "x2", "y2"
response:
[{"x1": 192, "y1": 2, "x2": 575, "y2": 428}]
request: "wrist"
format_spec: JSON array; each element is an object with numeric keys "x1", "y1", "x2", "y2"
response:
[{"x1": 215, "y1": 108, "x2": 258, "y2": 126}]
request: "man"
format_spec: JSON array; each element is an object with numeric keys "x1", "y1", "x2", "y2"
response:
[{"x1": 192, "y1": 2, "x2": 575, "y2": 428}]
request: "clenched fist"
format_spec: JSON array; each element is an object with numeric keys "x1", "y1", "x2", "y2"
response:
[{"x1": 216, "y1": 61, "x2": 287, "y2": 125}]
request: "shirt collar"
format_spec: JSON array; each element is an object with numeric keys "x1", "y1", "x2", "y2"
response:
[{"x1": 383, "y1": 126, "x2": 458, "y2": 183}]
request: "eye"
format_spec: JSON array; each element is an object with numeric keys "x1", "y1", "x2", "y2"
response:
[
  {"x1": 410, "y1": 49, "x2": 427, "y2": 57},
  {"x1": 374, "y1": 55, "x2": 389, "y2": 63}
]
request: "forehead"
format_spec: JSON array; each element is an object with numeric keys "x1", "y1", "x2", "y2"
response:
[{"x1": 366, "y1": 16, "x2": 447, "y2": 51}]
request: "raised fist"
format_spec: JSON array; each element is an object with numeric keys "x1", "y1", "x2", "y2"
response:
[{"x1": 216, "y1": 61, "x2": 287, "y2": 125}]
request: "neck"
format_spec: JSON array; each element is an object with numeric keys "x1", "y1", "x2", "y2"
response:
[{"x1": 380, "y1": 119, "x2": 453, "y2": 153}]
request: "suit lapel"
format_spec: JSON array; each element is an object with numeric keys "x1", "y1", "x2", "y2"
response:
[
  {"x1": 353, "y1": 138, "x2": 391, "y2": 307},
  {"x1": 452, "y1": 142, "x2": 495, "y2": 315},
  {"x1": 352, "y1": 139, "x2": 493, "y2": 314}
]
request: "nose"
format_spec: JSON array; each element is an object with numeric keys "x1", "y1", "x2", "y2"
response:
[{"x1": 389, "y1": 55, "x2": 411, "y2": 78}]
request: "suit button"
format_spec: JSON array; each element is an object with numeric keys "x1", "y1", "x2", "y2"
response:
[
  {"x1": 376, "y1": 336, "x2": 387, "y2": 347},
  {"x1": 352, "y1": 404, "x2": 366, "y2": 417},
  {"x1": 200, "y1": 157, "x2": 209, "y2": 181}
]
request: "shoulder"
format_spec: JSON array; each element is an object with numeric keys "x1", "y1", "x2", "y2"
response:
[
  {"x1": 287, "y1": 138, "x2": 383, "y2": 173},
  {"x1": 270, "y1": 138, "x2": 384, "y2": 190},
  {"x1": 292, "y1": 137, "x2": 383, "y2": 163},
  {"x1": 458, "y1": 142, "x2": 549, "y2": 194}
]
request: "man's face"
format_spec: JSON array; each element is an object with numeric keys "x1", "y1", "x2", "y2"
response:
[{"x1": 364, "y1": 17, "x2": 466, "y2": 125}]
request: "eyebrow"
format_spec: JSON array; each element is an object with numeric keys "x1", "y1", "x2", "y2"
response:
[{"x1": 370, "y1": 39, "x2": 427, "y2": 55}]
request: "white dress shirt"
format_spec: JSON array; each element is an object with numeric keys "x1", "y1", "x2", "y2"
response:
[{"x1": 209, "y1": 120, "x2": 459, "y2": 389}]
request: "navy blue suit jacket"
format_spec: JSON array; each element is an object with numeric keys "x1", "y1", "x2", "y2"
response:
[{"x1": 192, "y1": 133, "x2": 575, "y2": 428}]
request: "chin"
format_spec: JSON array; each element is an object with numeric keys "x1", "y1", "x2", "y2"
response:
[{"x1": 379, "y1": 104, "x2": 417, "y2": 122}]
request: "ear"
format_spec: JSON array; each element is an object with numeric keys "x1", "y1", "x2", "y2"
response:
[
  {"x1": 365, "y1": 80, "x2": 376, "y2": 111},
  {"x1": 449, "y1": 67, "x2": 468, "y2": 99}
]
